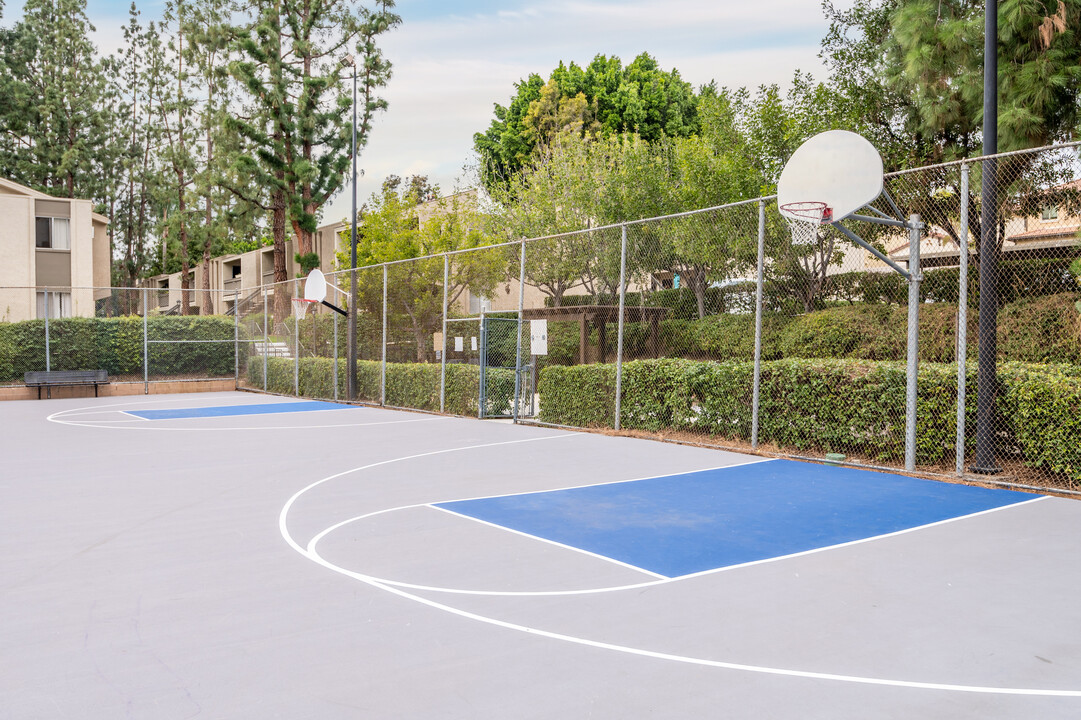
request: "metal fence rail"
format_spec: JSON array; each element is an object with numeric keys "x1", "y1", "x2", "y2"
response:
[{"x1": 2, "y1": 143, "x2": 1079, "y2": 492}]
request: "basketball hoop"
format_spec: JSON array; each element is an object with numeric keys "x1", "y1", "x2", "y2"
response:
[
  {"x1": 780, "y1": 201, "x2": 833, "y2": 246},
  {"x1": 292, "y1": 297, "x2": 317, "y2": 320}
]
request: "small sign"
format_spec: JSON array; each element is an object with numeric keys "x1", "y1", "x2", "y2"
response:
[
  {"x1": 454, "y1": 336, "x2": 464, "y2": 352},
  {"x1": 471, "y1": 336, "x2": 478, "y2": 351},
  {"x1": 433, "y1": 332, "x2": 443, "y2": 349},
  {"x1": 530, "y1": 319, "x2": 548, "y2": 355}
]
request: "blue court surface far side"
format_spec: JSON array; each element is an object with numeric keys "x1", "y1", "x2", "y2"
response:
[
  {"x1": 436, "y1": 459, "x2": 1037, "y2": 578},
  {"x1": 124, "y1": 400, "x2": 353, "y2": 420}
]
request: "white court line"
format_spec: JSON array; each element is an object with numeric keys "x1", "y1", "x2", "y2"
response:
[
  {"x1": 429, "y1": 504, "x2": 669, "y2": 579},
  {"x1": 47, "y1": 397, "x2": 445, "y2": 431},
  {"x1": 305, "y1": 476, "x2": 1045, "y2": 597},
  {"x1": 281, "y1": 439, "x2": 1081, "y2": 697}
]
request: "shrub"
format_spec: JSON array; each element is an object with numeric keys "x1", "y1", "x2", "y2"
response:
[
  {"x1": 693, "y1": 313, "x2": 790, "y2": 360},
  {"x1": 537, "y1": 357, "x2": 1081, "y2": 481},
  {"x1": 0, "y1": 315, "x2": 246, "y2": 382},
  {"x1": 996, "y1": 293, "x2": 1081, "y2": 364},
  {"x1": 250, "y1": 357, "x2": 512, "y2": 418}
]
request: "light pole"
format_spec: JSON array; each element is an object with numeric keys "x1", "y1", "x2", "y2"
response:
[{"x1": 341, "y1": 54, "x2": 358, "y2": 401}]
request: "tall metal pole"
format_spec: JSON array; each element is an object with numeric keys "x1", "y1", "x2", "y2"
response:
[
  {"x1": 613, "y1": 225, "x2": 628, "y2": 431},
  {"x1": 381, "y1": 263, "x2": 387, "y2": 406},
  {"x1": 904, "y1": 215, "x2": 923, "y2": 472},
  {"x1": 44, "y1": 289, "x2": 51, "y2": 372},
  {"x1": 512, "y1": 240, "x2": 526, "y2": 423},
  {"x1": 973, "y1": 0, "x2": 1000, "y2": 474},
  {"x1": 262, "y1": 288, "x2": 268, "y2": 392},
  {"x1": 233, "y1": 289, "x2": 239, "y2": 388},
  {"x1": 143, "y1": 287, "x2": 149, "y2": 394},
  {"x1": 956, "y1": 164, "x2": 970, "y2": 476},
  {"x1": 751, "y1": 201, "x2": 766, "y2": 449},
  {"x1": 439, "y1": 255, "x2": 448, "y2": 413},
  {"x1": 346, "y1": 57, "x2": 358, "y2": 402}
]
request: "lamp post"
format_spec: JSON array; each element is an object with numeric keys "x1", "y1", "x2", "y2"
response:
[{"x1": 341, "y1": 54, "x2": 358, "y2": 401}]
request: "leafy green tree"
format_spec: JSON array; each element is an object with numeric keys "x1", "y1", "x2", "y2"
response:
[
  {"x1": 822, "y1": 0, "x2": 1081, "y2": 245},
  {"x1": 338, "y1": 176, "x2": 502, "y2": 360},
  {"x1": 474, "y1": 53, "x2": 699, "y2": 193}
]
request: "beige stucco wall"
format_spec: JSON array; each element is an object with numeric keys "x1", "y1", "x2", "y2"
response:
[
  {"x1": 0, "y1": 195, "x2": 34, "y2": 321},
  {"x1": 69, "y1": 200, "x2": 95, "y2": 316}
]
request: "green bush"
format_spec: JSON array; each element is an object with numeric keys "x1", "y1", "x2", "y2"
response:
[
  {"x1": 538, "y1": 358, "x2": 1081, "y2": 481},
  {"x1": 693, "y1": 313, "x2": 790, "y2": 361},
  {"x1": 0, "y1": 315, "x2": 247, "y2": 382},
  {"x1": 250, "y1": 357, "x2": 515, "y2": 417},
  {"x1": 997, "y1": 293, "x2": 1081, "y2": 364}
]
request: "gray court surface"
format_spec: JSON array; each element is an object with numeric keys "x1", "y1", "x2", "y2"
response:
[{"x1": 2, "y1": 391, "x2": 1080, "y2": 719}]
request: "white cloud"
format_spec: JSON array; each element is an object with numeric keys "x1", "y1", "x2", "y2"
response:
[{"x1": 323, "y1": 3, "x2": 834, "y2": 222}]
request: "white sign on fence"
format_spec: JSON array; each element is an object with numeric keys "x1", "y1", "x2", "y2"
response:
[{"x1": 530, "y1": 319, "x2": 548, "y2": 355}]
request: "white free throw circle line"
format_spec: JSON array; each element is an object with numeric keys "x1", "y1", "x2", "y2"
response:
[{"x1": 281, "y1": 439, "x2": 1081, "y2": 697}]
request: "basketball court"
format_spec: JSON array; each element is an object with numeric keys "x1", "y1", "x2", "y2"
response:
[{"x1": 3, "y1": 391, "x2": 1081, "y2": 718}]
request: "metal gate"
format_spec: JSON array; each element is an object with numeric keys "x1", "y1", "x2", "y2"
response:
[{"x1": 478, "y1": 316, "x2": 534, "y2": 419}]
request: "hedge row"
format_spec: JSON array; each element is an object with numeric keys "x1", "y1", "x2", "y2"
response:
[
  {"x1": 539, "y1": 358, "x2": 1081, "y2": 481},
  {"x1": 542, "y1": 293, "x2": 1081, "y2": 366},
  {"x1": 248, "y1": 357, "x2": 515, "y2": 416},
  {"x1": 545, "y1": 256, "x2": 1081, "y2": 318},
  {"x1": 0, "y1": 316, "x2": 246, "y2": 382}
]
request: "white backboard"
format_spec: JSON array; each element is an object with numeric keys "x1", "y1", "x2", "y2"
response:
[
  {"x1": 303, "y1": 269, "x2": 328, "y2": 303},
  {"x1": 777, "y1": 130, "x2": 884, "y2": 223}
]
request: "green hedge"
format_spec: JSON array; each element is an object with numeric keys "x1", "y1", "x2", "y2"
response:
[
  {"x1": 0, "y1": 315, "x2": 247, "y2": 382},
  {"x1": 539, "y1": 358, "x2": 1081, "y2": 481},
  {"x1": 539, "y1": 293, "x2": 1081, "y2": 367},
  {"x1": 249, "y1": 357, "x2": 516, "y2": 417}
]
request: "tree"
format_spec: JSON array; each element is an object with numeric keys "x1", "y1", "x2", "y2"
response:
[
  {"x1": 0, "y1": 0, "x2": 113, "y2": 202},
  {"x1": 474, "y1": 53, "x2": 699, "y2": 193},
  {"x1": 339, "y1": 176, "x2": 502, "y2": 360},
  {"x1": 230, "y1": 0, "x2": 400, "y2": 324},
  {"x1": 150, "y1": 0, "x2": 197, "y2": 314},
  {"x1": 821, "y1": 0, "x2": 1081, "y2": 245}
]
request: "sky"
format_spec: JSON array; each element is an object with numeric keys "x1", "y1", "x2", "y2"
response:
[{"x1": 3, "y1": 0, "x2": 840, "y2": 224}]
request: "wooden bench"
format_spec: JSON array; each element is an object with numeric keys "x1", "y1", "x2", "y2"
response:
[{"x1": 24, "y1": 370, "x2": 109, "y2": 399}]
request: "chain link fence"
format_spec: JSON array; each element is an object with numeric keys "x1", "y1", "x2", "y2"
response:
[
  {"x1": 3, "y1": 143, "x2": 1078, "y2": 492},
  {"x1": 0, "y1": 286, "x2": 247, "y2": 392}
]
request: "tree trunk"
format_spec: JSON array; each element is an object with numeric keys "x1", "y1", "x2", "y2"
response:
[{"x1": 271, "y1": 186, "x2": 290, "y2": 327}]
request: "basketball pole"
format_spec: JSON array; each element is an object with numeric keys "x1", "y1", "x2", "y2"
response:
[
  {"x1": 972, "y1": 0, "x2": 1000, "y2": 474},
  {"x1": 345, "y1": 55, "x2": 358, "y2": 403},
  {"x1": 905, "y1": 215, "x2": 923, "y2": 472}
]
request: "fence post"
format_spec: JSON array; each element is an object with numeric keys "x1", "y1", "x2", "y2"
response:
[
  {"x1": 478, "y1": 309, "x2": 487, "y2": 419},
  {"x1": 333, "y1": 308, "x2": 339, "y2": 401},
  {"x1": 614, "y1": 224, "x2": 628, "y2": 431},
  {"x1": 44, "y1": 289, "x2": 51, "y2": 372},
  {"x1": 381, "y1": 264, "x2": 388, "y2": 406},
  {"x1": 752, "y1": 200, "x2": 766, "y2": 449},
  {"x1": 142, "y1": 287, "x2": 149, "y2": 394},
  {"x1": 513, "y1": 240, "x2": 526, "y2": 423},
  {"x1": 956, "y1": 165, "x2": 970, "y2": 476},
  {"x1": 233, "y1": 290, "x2": 239, "y2": 388},
  {"x1": 262, "y1": 287, "x2": 268, "y2": 393},
  {"x1": 905, "y1": 214, "x2": 923, "y2": 471},
  {"x1": 293, "y1": 279, "x2": 299, "y2": 397},
  {"x1": 440, "y1": 255, "x2": 448, "y2": 413}
]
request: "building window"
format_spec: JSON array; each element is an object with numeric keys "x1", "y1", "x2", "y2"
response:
[
  {"x1": 36, "y1": 291, "x2": 71, "y2": 319},
  {"x1": 35, "y1": 217, "x2": 71, "y2": 249},
  {"x1": 1041, "y1": 206, "x2": 1059, "y2": 221}
]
